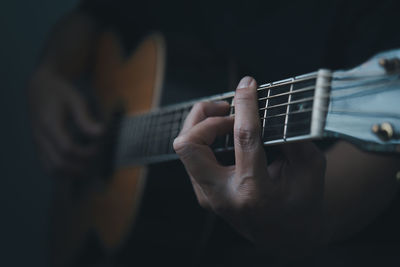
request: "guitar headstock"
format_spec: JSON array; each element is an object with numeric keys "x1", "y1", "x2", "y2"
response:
[{"x1": 324, "y1": 49, "x2": 400, "y2": 153}]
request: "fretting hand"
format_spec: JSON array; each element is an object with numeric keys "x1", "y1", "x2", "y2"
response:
[{"x1": 173, "y1": 76, "x2": 327, "y2": 256}]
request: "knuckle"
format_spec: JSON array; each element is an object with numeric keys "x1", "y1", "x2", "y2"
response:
[
  {"x1": 193, "y1": 102, "x2": 207, "y2": 113},
  {"x1": 233, "y1": 177, "x2": 258, "y2": 209},
  {"x1": 232, "y1": 198, "x2": 253, "y2": 214},
  {"x1": 173, "y1": 136, "x2": 196, "y2": 159},
  {"x1": 212, "y1": 200, "x2": 230, "y2": 215},
  {"x1": 234, "y1": 89, "x2": 254, "y2": 103},
  {"x1": 204, "y1": 116, "x2": 221, "y2": 125},
  {"x1": 197, "y1": 197, "x2": 210, "y2": 210},
  {"x1": 234, "y1": 126, "x2": 260, "y2": 150}
]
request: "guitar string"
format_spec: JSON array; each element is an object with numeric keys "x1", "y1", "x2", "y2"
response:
[
  {"x1": 117, "y1": 83, "x2": 400, "y2": 160},
  {"x1": 121, "y1": 113, "x2": 314, "y2": 154},
  {"x1": 118, "y1": 84, "x2": 398, "y2": 141},
  {"x1": 121, "y1": 75, "x2": 398, "y2": 129},
  {"x1": 116, "y1": 77, "x2": 399, "y2": 156},
  {"x1": 136, "y1": 72, "x2": 397, "y2": 117},
  {"x1": 120, "y1": 98, "x2": 400, "y2": 157},
  {"x1": 136, "y1": 113, "x2": 312, "y2": 139},
  {"x1": 122, "y1": 123, "x2": 314, "y2": 159},
  {"x1": 130, "y1": 113, "x2": 382, "y2": 158},
  {"x1": 119, "y1": 91, "x2": 397, "y2": 149},
  {"x1": 139, "y1": 103, "x2": 400, "y2": 144},
  {"x1": 126, "y1": 103, "x2": 400, "y2": 155}
]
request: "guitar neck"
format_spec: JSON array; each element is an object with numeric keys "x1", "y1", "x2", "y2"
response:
[{"x1": 114, "y1": 69, "x2": 332, "y2": 167}]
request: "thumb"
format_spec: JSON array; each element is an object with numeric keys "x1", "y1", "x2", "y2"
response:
[{"x1": 68, "y1": 90, "x2": 104, "y2": 136}]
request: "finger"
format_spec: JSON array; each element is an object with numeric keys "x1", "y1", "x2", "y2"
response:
[
  {"x1": 180, "y1": 101, "x2": 230, "y2": 134},
  {"x1": 190, "y1": 175, "x2": 212, "y2": 210},
  {"x1": 68, "y1": 90, "x2": 104, "y2": 137},
  {"x1": 233, "y1": 76, "x2": 267, "y2": 175},
  {"x1": 35, "y1": 129, "x2": 88, "y2": 178},
  {"x1": 174, "y1": 116, "x2": 234, "y2": 185},
  {"x1": 41, "y1": 117, "x2": 99, "y2": 161}
]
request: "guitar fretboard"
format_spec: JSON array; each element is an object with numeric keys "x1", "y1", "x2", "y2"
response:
[{"x1": 115, "y1": 70, "x2": 331, "y2": 166}]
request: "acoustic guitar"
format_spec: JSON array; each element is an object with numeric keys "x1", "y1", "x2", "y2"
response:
[{"x1": 55, "y1": 32, "x2": 400, "y2": 265}]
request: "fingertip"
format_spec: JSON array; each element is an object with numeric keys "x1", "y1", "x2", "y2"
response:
[
  {"x1": 237, "y1": 76, "x2": 257, "y2": 90},
  {"x1": 83, "y1": 121, "x2": 105, "y2": 136},
  {"x1": 214, "y1": 100, "x2": 230, "y2": 108}
]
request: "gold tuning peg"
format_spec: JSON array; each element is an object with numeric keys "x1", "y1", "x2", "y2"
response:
[
  {"x1": 372, "y1": 122, "x2": 394, "y2": 141},
  {"x1": 379, "y1": 58, "x2": 400, "y2": 73}
]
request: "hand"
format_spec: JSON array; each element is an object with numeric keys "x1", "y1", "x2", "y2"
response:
[
  {"x1": 173, "y1": 77, "x2": 327, "y2": 256},
  {"x1": 28, "y1": 68, "x2": 104, "y2": 178}
]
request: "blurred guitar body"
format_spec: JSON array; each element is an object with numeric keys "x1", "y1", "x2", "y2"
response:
[{"x1": 52, "y1": 33, "x2": 165, "y2": 266}]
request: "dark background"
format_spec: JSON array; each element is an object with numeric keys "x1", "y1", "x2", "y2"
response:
[
  {"x1": 0, "y1": 1, "x2": 78, "y2": 266},
  {"x1": 1, "y1": 0, "x2": 400, "y2": 266}
]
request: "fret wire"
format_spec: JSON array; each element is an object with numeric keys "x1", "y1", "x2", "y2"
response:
[
  {"x1": 118, "y1": 75, "x2": 324, "y2": 159},
  {"x1": 262, "y1": 108, "x2": 313, "y2": 120},
  {"x1": 116, "y1": 73, "x2": 342, "y2": 165},
  {"x1": 164, "y1": 112, "x2": 173, "y2": 154},
  {"x1": 139, "y1": 111, "x2": 314, "y2": 145},
  {"x1": 120, "y1": 107, "x2": 315, "y2": 142},
  {"x1": 134, "y1": 117, "x2": 313, "y2": 148},
  {"x1": 257, "y1": 85, "x2": 315, "y2": 102},
  {"x1": 128, "y1": 78, "x2": 390, "y2": 135},
  {"x1": 283, "y1": 81, "x2": 294, "y2": 140},
  {"x1": 117, "y1": 94, "x2": 317, "y2": 133},
  {"x1": 149, "y1": 117, "x2": 313, "y2": 143},
  {"x1": 131, "y1": 74, "x2": 317, "y2": 119},
  {"x1": 169, "y1": 111, "x2": 181, "y2": 153},
  {"x1": 127, "y1": 75, "x2": 317, "y2": 123},
  {"x1": 148, "y1": 124, "x2": 313, "y2": 148},
  {"x1": 257, "y1": 75, "x2": 317, "y2": 91},
  {"x1": 118, "y1": 82, "x2": 321, "y2": 131},
  {"x1": 262, "y1": 88, "x2": 271, "y2": 139},
  {"x1": 132, "y1": 94, "x2": 318, "y2": 131},
  {"x1": 259, "y1": 97, "x2": 314, "y2": 111}
]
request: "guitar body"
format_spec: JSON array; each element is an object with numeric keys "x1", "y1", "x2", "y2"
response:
[
  {"x1": 53, "y1": 33, "x2": 165, "y2": 266},
  {"x1": 90, "y1": 32, "x2": 165, "y2": 248}
]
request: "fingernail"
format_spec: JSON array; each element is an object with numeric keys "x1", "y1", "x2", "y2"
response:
[
  {"x1": 238, "y1": 76, "x2": 253, "y2": 89},
  {"x1": 215, "y1": 100, "x2": 229, "y2": 105}
]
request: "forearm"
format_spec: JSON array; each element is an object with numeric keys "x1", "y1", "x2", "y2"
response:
[
  {"x1": 37, "y1": 10, "x2": 99, "y2": 80},
  {"x1": 323, "y1": 141, "x2": 400, "y2": 243}
]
